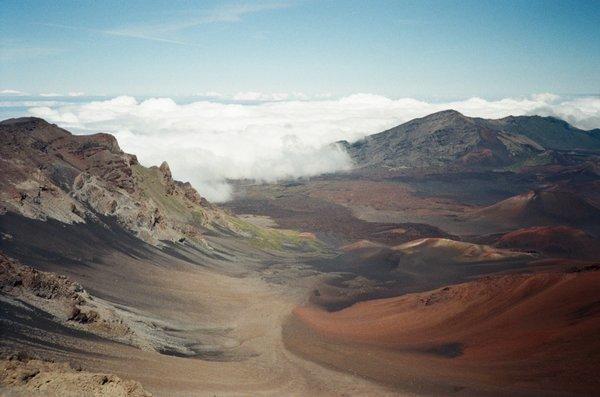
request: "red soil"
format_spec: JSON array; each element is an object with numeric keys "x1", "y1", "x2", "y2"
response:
[
  {"x1": 298, "y1": 232, "x2": 317, "y2": 240},
  {"x1": 495, "y1": 225, "x2": 599, "y2": 258},
  {"x1": 470, "y1": 190, "x2": 600, "y2": 226},
  {"x1": 307, "y1": 179, "x2": 469, "y2": 214},
  {"x1": 339, "y1": 239, "x2": 383, "y2": 252},
  {"x1": 290, "y1": 269, "x2": 600, "y2": 394}
]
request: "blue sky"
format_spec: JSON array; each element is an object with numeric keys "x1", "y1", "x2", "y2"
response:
[{"x1": 1, "y1": 0, "x2": 599, "y2": 98}]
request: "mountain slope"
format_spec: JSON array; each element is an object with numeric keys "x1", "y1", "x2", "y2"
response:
[
  {"x1": 478, "y1": 115, "x2": 600, "y2": 151},
  {"x1": 0, "y1": 118, "x2": 354, "y2": 396},
  {"x1": 0, "y1": 117, "x2": 319, "y2": 251},
  {"x1": 494, "y1": 226, "x2": 600, "y2": 259},
  {"x1": 463, "y1": 188, "x2": 600, "y2": 234},
  {"x1": 0, "y1": 117, "x2": 217, "y2": 245},
  {"x1": 287, "y1": 267, "x2": 600, "y2": 396},
  {"x1": 307, "y1": 236, "x2": 535, "y2": 311},
  {"x1": 341, "y1": 110, "x2": 600, "y2": 172}
]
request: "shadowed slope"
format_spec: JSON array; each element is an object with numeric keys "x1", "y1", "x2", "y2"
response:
[
  {"x1": 495, "y1": 226, "x2": 600, "y2": 259},
  {"x1": 463, "y1": 189, "x2": 600, "y2": 234},
  {"x1": 307, "y1": 237, "x2": 535, "y2": 311}
]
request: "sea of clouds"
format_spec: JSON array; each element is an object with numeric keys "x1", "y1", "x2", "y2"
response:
[{"x1": 12, "y1": 93, "x2": 600, "y2": 201}]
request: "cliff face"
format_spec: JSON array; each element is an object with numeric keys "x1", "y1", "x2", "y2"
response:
[{"x1": 0, "y1": 117, "x2": 227, "y2": 245}]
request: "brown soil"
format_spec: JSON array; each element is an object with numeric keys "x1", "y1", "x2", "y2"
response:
[
  {"x1": 307, "y1": 237, "x2": 536, "y2": 311},
  {"x1": 226, "y1": 183, "x2": 452, "y2": 246},
  {"x1": 3, "y1": 116, "x2": 599, "y2": 397},
  {"x1": 285, "y1": 269, "x2": 600, "y2": 396},
  {"x1": 495, "y1": 225, "x2": 600, "y2": 258},
  {"x1": 0, "y1": 355, "x2": 151, "y2": 397},
  {"x1": 0, "y1": 215, "x2": 397, "y2": 396},
  {"x1": 307, "y1": 179, "x2": 470, "y2": 215},
  {"x1": 464, "y1": 189, "x2": 600, "y2": 234}
]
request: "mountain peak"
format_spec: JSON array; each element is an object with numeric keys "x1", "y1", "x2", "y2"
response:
[
  {"x1": 407, "y1": 109, "x2": 471, "y2": 127},
  {"x1": 345, "y1": 110, "x2": 576, "y2": 172},
  {"x1": 159, "y1": 161, "x2": 173, "y2": 180},
  {"x1": 0, "y1": 117, "x2": 50, "y2": 126},
  {"x1": 420, "y1": 109, "x2": 467, "y2": 121},
  {"x1": 432, "y1": 109, "x2": 465, "y2": 117},
  {"x1": 0, "y1": 116, "x2": 71, "y2": 142}
]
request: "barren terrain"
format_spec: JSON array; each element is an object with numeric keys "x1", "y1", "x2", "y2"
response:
[
  {"x1": 2, "y1": 113, "x2": 600, "y2": 396},
  {"x1": 286, "y1": 267, "x2": 600, "y2": 396}
]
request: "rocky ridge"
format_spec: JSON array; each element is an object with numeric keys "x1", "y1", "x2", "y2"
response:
[{"x1": 1, "y1": 117, "x2": 242, "y2": 245}]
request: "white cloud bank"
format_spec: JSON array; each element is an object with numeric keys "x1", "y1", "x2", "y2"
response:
[
  {"x1": 27, "y1": 93, "x2": 600, "y2": 201},
  {"x1": 1, "y1": 89, "x2": 27, "y2": 96}
]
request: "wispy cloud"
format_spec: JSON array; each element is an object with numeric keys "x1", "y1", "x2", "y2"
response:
[
  {"x1": 36, "y1": 22, "x2": 191, "y2": 46},
  {"x1": 39, "y1": 1, "x2": 294, "y2": 46},
  {"x1": 103, "y1": 29, "x2": 192, "y2": 45}
]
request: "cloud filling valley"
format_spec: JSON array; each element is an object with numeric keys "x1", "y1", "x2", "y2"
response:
[{"x1": 25, "y1": 93, "x2": 600, "y2": 201}]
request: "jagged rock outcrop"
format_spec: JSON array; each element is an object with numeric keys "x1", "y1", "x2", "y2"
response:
[
  {"x1": 0, "y1": 117, "x2": 325, "y2": 253},
  {"x1": 0, "y1": 251, "x2": 134, "y2": 342},
  {"x1": 158, "y1": 161, "x2": 175, "y2": 194},
  {"x1": 0, "y1": 117, "x2": 228, "y2": 245},
  {"x1": 0, "y1": 252, "x2": 84, "y2": 301},
  {"x1": 0, "y1": 252, "x2": 216, "y2": 354},
  {"x1": 0, "y1": 355, "x2": 152, "y2": 397}
]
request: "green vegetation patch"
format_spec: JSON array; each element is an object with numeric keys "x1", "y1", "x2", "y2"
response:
[
  {"x1": 504, "y1": 152, "x2": 553, "y2": 172},
  {"x1": 227, "y1": 215, "x2": 326, "y2": 253},
  {"x1": 132, "y1": 164, "x2": 192, "y2": 221}
]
